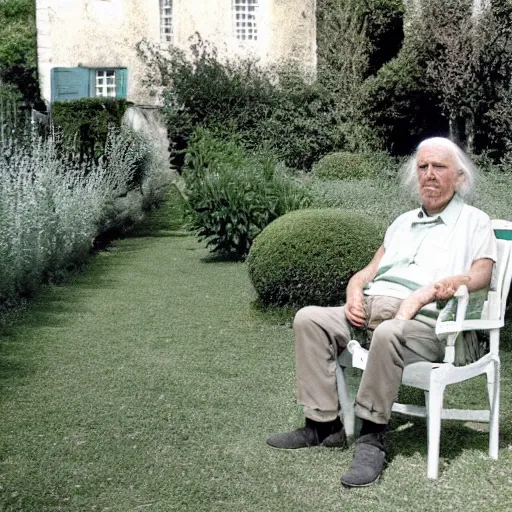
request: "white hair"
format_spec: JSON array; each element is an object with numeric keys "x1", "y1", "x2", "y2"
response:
[{"x1": 401, "y1": 137, "x2": 477, "y2": 199}]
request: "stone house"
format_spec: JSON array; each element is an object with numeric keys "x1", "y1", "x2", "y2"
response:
[{"x1": 35, "y1": 0, "x2": 317, "y2": 107}]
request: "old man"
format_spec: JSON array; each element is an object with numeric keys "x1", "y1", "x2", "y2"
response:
[{"x1": 267, "y1": 137, "x2": 497, "y2": 487}]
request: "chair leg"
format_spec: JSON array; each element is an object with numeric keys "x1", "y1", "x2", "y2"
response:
[
  {"x1": 336, "y1": 362, "x2": 356, "y2": 440},
  {"x1": 488, "y1": 359, "x2": 500, "y2": 459},
  {"x1": 427, "y1": 381, "x2": 445, "y2": 480}
]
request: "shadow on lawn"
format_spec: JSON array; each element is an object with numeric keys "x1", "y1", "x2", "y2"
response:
[
  {"x1": 386, "y1": 357, "x2": 512, "y2": 471},
  {"x1": 387, "y1": 415, "x2": 493, "y2": 460},
  {"x1": 0, "y1": 292, "x2": 88, "y2": 401},
  {"x1": 200, "y1": 252, "x2": 242, "y2": 264},
  {"x1": 0, "y1": 237, "x2": 154, "y2": 401}
]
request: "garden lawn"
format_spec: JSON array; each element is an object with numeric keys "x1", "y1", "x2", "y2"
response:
[{"x1": 1, "y1": 235, "x2": 512, "y2": 511}]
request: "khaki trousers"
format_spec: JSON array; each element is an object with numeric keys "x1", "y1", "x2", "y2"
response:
[{"x1": 295, "y1": 296, "x2": 446, "y2": 424}]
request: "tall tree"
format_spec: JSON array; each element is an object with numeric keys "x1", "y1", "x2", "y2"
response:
[
  {"x1": 411, "y1": 0, "x2": 512, "y2": 153},
  {"x1": 316, "y1": 0, "x2": 404, "y2": 93}
]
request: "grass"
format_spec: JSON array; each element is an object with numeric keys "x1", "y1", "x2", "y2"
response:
[
  {"x1": 1, "y1": 188, "x2": 512, "y2": 511},
  {"x1": 0, "y1": 233, "x2": 511, "y2": 511},
  {"x1": 130, "y1": 183, "x2": 189, "y2": 237}
]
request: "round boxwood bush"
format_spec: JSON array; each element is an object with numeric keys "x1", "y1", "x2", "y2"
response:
[
  {"x1": 311, "y1": 151, "x2": 398, "y2": 181},
  {"x1": 247, "y1": 208, "x2": 384, "y2": 307}
]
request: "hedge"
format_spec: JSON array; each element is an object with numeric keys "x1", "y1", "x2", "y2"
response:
[
  {"x1": 247, "y1": 208, "x2": 384, "y2": 307},
  {"x1": 311, "y1": 150, "x2": 399, "y2": 180},
  {"x1": 51, "y1": 97, "x2": 130, "y2": 162}
]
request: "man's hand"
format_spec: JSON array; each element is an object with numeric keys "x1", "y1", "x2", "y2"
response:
[
  {"x1": 433, "y1": 275, "x2": 470, "y2": 300},
  {"x1": 344, "y1": 245, "x2": 385, "y2": 328},
  {"x1": 345, "y1": 288, "x2": 366, "y2": 328}
]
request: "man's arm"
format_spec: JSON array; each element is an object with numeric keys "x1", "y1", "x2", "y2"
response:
[
  {"x1": 345, "y1": 245, "x2": 385, "y2": 327},
  {"x1": 434, "y1": 258, "x2": 494, "y2": 298},
  {"x1": 395, "y1": 257, "x2": 495, "y2": 320}
]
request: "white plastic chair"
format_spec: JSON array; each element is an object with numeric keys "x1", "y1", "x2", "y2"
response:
[{"x1": 336, "y1": 219, "x2": 512, "y2": 479}]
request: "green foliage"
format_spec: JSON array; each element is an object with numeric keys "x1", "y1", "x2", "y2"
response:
[
  {"x1": 137, "y1": 38, "x2": 278, "y2": 168},
  {"x1": 256, "y1": 72, "x2": 347, "y2": 170},
  {"x1": 484, "y1": 88, "x2": 512, "y2": 154},
  {"x1": 317, "y1": 0, "x2": 404, "y2": 87},
  {"x1": 183, "y1": 127, "x2": 246, "y2": 173},
  {"x1": 309, "y1": 175, "x2": 415, "y2": 227},
  {"x1": 138, "y1": 37, "x2": 349, "y2": 170},
  {"x1": 478, "y1": 1, "x2": 512, "y2": 154},
  {"x1": 100, "y1": 125, "x2": 155, "y2": 194},
  {"x1": 247, "y1": 208, "x2": 383, "y2": 307},
  {"x1": 364, "y1": 0, "x2": 405, "y2": 74},
  {"x1": 404, "y1": 0, "x2": 512, "y2": 154},
  {"x1": 349, "y1": 0, "x2": 512, "y2": 156},
  {"x1": 311, "y1": 150, "x2": 398, "y2": 180},
  {"x1": 183, "y1": 129, "x2": 312, "y2": 259},
  {"x1": 0, "y1": 126, "x2": 165, "y2": 308},
  {"x1": 0, "y1": 0, "x2": 40, "y2": 106},
  {"x1": 0, "y1": 81, "x2": 22, "y2": 104},
  {"x1": 315, "y1": 0, "x2": 405, "y2": 153},
  {"x1": 358, "y1": 45, "x2": 446, "y2": 154},
  {"x1": 51, "y1": 98, "x2": 131, "y2": 163},
  {"x1": 0, "y1": 84, "x2": 24, "y2": 140}
]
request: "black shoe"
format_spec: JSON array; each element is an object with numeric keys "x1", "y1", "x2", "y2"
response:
[
  {"x1": 340, "y1": 433, "x2": 386, "y2": 488},
  {"x1": 267, "y1": 417, "x2": 347, "y2": 450}
]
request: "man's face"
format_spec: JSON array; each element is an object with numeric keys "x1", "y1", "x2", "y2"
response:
[{"x1": 416, "y1": 145, "x2": 461, "y2": 215}]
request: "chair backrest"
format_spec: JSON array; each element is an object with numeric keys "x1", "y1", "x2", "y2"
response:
[{"x1": 492, "y1": 220, "x2": 512, "y2": 321}]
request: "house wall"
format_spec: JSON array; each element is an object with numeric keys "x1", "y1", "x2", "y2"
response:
[
  {"x1": 36, "y1": 0, "x2": 317, "y2": 106},
  {"x1": 173, "y1": 0, "x2": 316, "y2": 73}
]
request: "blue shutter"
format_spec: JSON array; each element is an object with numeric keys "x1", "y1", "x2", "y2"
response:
[
  {"x1": 115, "y1": 68, "x2": 128, "y2": 99},
  {"x1": 51, "y1": 67, "x2": 90, "y2": 102}
]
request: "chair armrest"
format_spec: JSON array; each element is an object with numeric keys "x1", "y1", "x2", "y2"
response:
[
  {"x1": 486, "y1": 291, "x2": 500, "y2": 320},
  {"x1": 435, "y1": 285, "x2": 469, "y2": 336},
  {"x1": 435, "y1": 284, "x2": 496, "y2": 336},
  {"x1": 346, "y1": 340, "x2": 368, "y2": 370}
]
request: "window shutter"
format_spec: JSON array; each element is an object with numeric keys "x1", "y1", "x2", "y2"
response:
[
  {"x1": 115, "y1": 69, "x2": 128, "y2": 99},
  {"x1": 51, "y1": 67, "x2": 90, "y2": 102}
]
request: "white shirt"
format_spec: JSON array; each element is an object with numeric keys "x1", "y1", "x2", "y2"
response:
[{"x1": 365, "y1": 195, "x2": 497, "y2": 320}]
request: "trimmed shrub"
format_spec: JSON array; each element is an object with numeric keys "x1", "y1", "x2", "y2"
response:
[
  {"x1": 311, "y1": 150, "x2": 398, "y2": 180},
  {"x1": 247, "y1": 209, "x2": 383, "y2": 307}
]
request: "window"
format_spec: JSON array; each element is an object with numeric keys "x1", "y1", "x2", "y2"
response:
[
  {"x1": 95, "y1": 70, "x2": 116, "y2": 98},
  {"x1": 233, "y1": 0, "x2": 258, "y2": 41},
  {"x1": 51, "y1": 67, "x2": 127, "y2": 102},
  {"x1": 160, "y1": 0, "x2": 173, "y2": 43}
]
